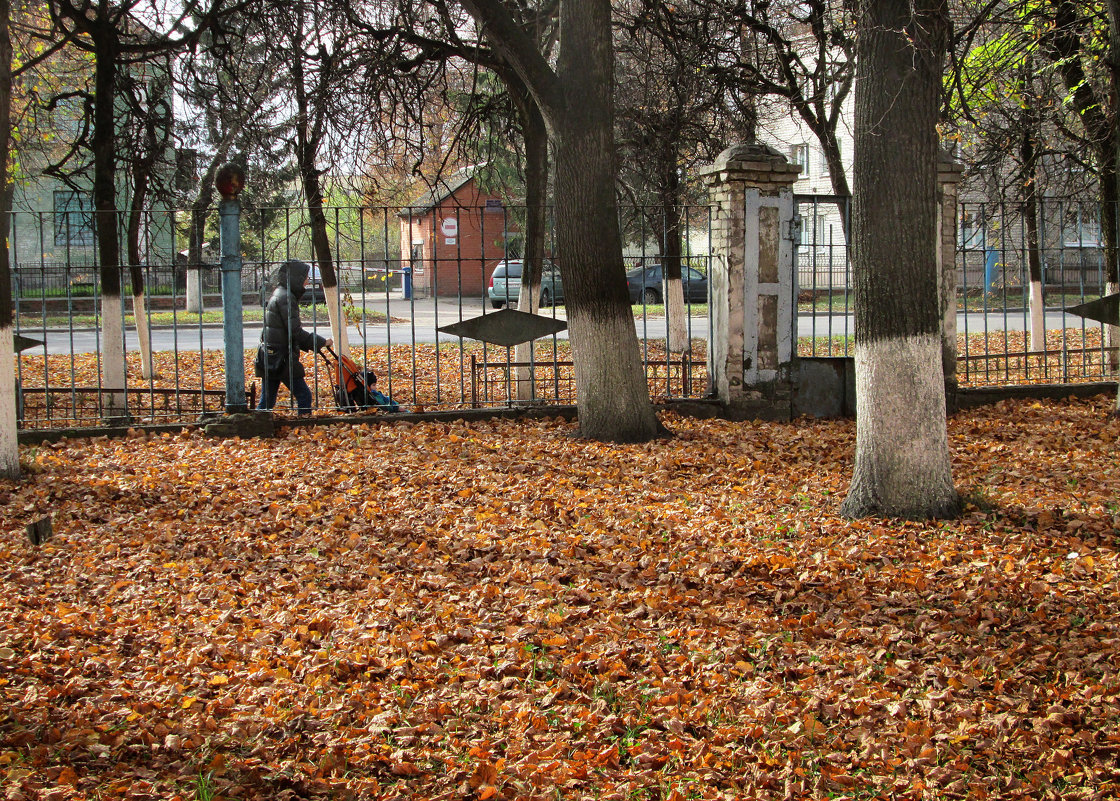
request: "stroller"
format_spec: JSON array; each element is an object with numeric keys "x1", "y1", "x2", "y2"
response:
[{"x1": 318, "y1": 346, "x2": 400, "y2": 413}]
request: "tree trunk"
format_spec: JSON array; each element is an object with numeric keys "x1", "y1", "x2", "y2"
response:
[
  {"x1": 92, "y1": 30, "x2": 128, "y2": 423},
  {"x1": 293, "y1": 35, "x2": 348, "y2": 359},
  {"x1": 0, "y1": 0, "x2": 18, "y2": 478},
  {"x1": 1107, "y1": 0, "x2": 1120, "y2": 386},
  {"x1": 660, "y1": 196, "x2": 688, "y2": 354},
  {"x1": 304, "y1": 168, "x2": 349, "y2": 357},
  {"x1": 514, "y1": 88, "x2": 549, "y2": 401},
  {"x1": 128, "y1": 151, "x2": 154, "y2": 380},
  {"x1": 553, "y1": 0, "x2": 665, "y2": 441},
  {"x1": 841, "y1": 0, "x2": 960, "y2": 519}
]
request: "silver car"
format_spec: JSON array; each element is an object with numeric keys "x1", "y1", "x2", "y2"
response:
[{"x1": 487, "y1": 260, "x2": 564, "y2": 308}]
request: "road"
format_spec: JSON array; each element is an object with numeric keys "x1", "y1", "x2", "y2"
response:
[{"x1": 14, "y1": 295, "x2": 1093, "y2": 356}]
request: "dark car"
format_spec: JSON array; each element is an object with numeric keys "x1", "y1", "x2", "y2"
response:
[{"x1": 626, "y1": 264, "x2": 709, "y2": 305}]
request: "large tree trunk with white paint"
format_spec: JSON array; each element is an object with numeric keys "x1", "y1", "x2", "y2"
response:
[
  {"x1": 841, "y1": 0, "x2": 960, "y2": 519},
  {"x1": 552, "y1": 1, "x2": 665, "y2": 441},
  {"x1": 0, "y1": 4, "x2": 18, "y2": 478},
  {"x1": 458, "y1": 0, "x2": 665, "y2": 441}
]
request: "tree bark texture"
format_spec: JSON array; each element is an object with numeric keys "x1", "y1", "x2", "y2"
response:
[
  {"x1": 92, "y1": 24, "x2": 127, "y2": 422},
  {"x1": 841, "y1": 0, "x2": 960, "y2": 519},
  {"x1": 552, "y1": 0, "x2": 665, "y2": 441},
  {"x1": 0, "y1": 0, "x2": 19, "y2": 478}
]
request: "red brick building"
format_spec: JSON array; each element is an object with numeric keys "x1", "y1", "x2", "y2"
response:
[{"x1": 398, "y1": 170, "x2": 518, "y2": 298}]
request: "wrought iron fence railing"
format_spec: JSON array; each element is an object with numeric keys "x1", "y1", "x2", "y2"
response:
[
  {"x1": 9, "y1": 204, "x2": 715, "y2": 430},
  {"x1": 6, "y1": 197, "x2": 1116, "y2": 431},
  {"x1": 795, "y1": 195, "x2": 1118, "y2": 388}
]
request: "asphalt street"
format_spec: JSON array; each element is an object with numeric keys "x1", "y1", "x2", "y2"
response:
[{"x1": 14, "y1": 293, "x2": 1091, "y2": 356}]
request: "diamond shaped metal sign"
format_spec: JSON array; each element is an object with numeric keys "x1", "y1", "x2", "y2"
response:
[
  {"x1": 1066, "y1": 293, "x2": 1119, "y2": 326},
  {"x1": 438, "y1": 308, "x2": 567, "y2": 347},
  {"x1": 14, "y1": 334, "x2": 42, "y2": 353}
]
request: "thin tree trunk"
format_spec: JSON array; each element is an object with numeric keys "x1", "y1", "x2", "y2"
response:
[
  {"x1": 841, "y1": 0, "x2": 959, "y2": 519},
  {"x1": 661, "y1": 197, "x2": 687, "y2": 354},
  {"x1": 305, "y1": 168, "x2": 349, "y2": 357},
  {"x1": 292, "y1": 28, "x2": 348, "y2": 359},
  {"x1": 0, "y1": 0, "x2": 18, "y2": 478},
  {"x1": 514, "y1": 88, "x2": 549, "y2": 401},
  {"x1": 128, "y1": 149, "x2": 154, "y2": 380},
  {"x1": 92, "y1": 31, "x2": 128, "y2": 423}
]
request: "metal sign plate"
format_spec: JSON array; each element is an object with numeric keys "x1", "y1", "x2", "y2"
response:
[
  {"x1": 14, "y1": 335, "x2": 42, "y2": 353},
  {"x1": 1066, "y1": 293, "x2": 1119, "y2": 326},
  {"x1": 438, "y1": 308, "x2": 567, "y2": 347}
]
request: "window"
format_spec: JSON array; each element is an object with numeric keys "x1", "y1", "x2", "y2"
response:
[
  {"x1": 960, "y1": 213, "x2": 986, "y2": 251},
  {"x1": 791, "y1": 144, "x2": 810, "y2": 176},
  {"x1": 54, "y1": 191, "x2": 95, "y2": 247},
  {"x1": 1063, "y1": 219, "x2": 1101, "y2": 247}
]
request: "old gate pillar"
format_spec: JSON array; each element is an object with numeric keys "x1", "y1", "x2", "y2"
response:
[
  {"x1": 700, "y1": 141, "x2": 801, "y2": 419},
  {"x1": 938, "y1": 151, "x2": 964, "y2": 410}
]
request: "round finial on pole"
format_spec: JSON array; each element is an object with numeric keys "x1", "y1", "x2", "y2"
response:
[{"x1": 215, "y1": 163, "x2": 246, "y2": 199}]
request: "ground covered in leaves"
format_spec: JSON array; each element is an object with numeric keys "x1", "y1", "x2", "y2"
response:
[{"x1": 1, "y1": 394, "x2": 1118, "y2": 801}]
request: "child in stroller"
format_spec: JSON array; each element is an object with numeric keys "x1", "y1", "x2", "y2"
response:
[{"x1": 318, "y1": 346, "x2": 400, "y2": 413}]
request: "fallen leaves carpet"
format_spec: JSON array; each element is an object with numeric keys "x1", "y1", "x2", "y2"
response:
[{"x1": 1, "y1": 394, "x2": 1118, "y2": 800}]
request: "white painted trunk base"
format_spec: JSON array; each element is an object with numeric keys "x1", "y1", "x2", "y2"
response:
[
  {"x1": 1029, "y1": 280, "x2": 1044, "y2": 353},
  {"x1": 101, "y1": 297, "x2": 128, "y2": 421},
  {"x1": 185, "y1": 270, "x2": 203, "y2": 314},
  {"x1": 132, "y1": 292, "x2": 153, "y2": 379},
  {"x1": 324, "y1": 292, "x2": 350, "y2": 357},
  {"x1": 514, "y1": 282, "x2": 541, "y2": 401},
  {"x1": 665, "y1": 278, "x2": 687, "y2": 354},
  {"x1": 0, "y1": 328, "x2": 18, "y2": 478},
  {"x1": 842, "y1": 334, "x2": 959, "y2": 518},
  {"x1": 567, "y1": 307, "x2": 663, "y2": 442},
  {"x1": 1108, "y1": 281, "x2": 1119, "y2": 374}
]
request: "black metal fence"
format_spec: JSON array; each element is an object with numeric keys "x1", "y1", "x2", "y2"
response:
[
  {"x1": 7, "y1": 197, "x2": 1116, "y2": 431},
  {"x1": 795, "y1": 195, "x2": 1117, "y2": 387},
  {"x1": 9, "y1": 204, "x2": 714, "y2": 429}
]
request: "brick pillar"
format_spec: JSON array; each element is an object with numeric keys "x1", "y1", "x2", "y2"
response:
[
  {"x1": 938, "y1": 151, "x2": 964, "y2": 409},
  {"x1": 700, "y1": 141, "x2": 801, "y2": 420}
]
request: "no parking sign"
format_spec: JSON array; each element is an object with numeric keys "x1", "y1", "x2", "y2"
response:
[{"x1": 440, "y1": 217, "x2": 458, "y2": 244}]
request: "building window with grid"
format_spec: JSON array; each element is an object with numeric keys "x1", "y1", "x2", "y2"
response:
[{"x1": 54, "y1": 190, "x2": 95, "y2": 247}]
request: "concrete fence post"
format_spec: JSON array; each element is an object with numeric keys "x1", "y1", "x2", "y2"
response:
[{"x1": 700, "y1": 141, "x2": 801, "y2": 419}]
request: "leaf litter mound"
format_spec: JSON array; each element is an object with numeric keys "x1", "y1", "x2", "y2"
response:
[{"x1": 0, "y1": 394, "x2": 1118, "y2": 801}]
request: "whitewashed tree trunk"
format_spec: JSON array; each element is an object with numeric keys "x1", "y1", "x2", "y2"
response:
[
  {"x1": 0, "y1": 329, "x2": 17, "y2": 479},
  {"x1": 186, "y1": 269, "x2": 203, "y2": 314},
  {"x1": 132, "y1": 292, "x2": 153, "y2": 379},
  {"x1": 0, "y1": 4, "x2": 18, "y2": 479},
  {"x1": 842, "y1": 0, "x2": 960, "y2": 519},
  {"x1": 845, "y1": 336, "x2": 958, "y2": 516},
  {"x1": 1108, "y1": 279, "x2": 1119, "y2": 374},
  {"x1": 665, "y1": 277, "x2": 687, "y2": 353},
  {"x1": 1029, "y1": 279, "x2": 1045, "y2": 353},
  {"x1": 324, "y1": 291, "x2": 350, "y2": 357},
  {"x1": 514, "y1": 280, "x2": 540, "y2": 401},
  {"x1": 101, "y1": 296, "x2": 128, "y2": 421}
]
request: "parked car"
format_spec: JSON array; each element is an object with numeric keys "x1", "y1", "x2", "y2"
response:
[
  {"x1": 488, "y1": 260, "x2": 565, "y2": 308},
  {"x1": 259, "y1": 264, "x2": 327, "y2": 307},
  {"x1": 626, "y1": 264, "x2": 709, "y2": 305}
]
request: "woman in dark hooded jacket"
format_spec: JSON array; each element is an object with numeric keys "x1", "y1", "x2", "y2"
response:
[{"x1": 255, "y1": 260, "x2": 332, "y2": 415}]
